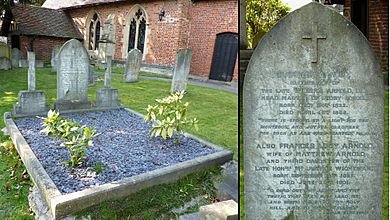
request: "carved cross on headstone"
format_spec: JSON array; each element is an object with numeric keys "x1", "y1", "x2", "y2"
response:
[
  {"x1": 302, "y1": 23, "x2": 326, "y2": 63},
  {"x1": 104, "y1": 56, "x2": 112, "y2": 88},
  {"x1": 27, "y1": 51, "x2": 35, "y2": 91}
]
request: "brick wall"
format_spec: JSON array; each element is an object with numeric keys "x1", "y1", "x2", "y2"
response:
[
  {"x1": 188, "y1": 0, "x2": 238, "y2": 80},
  {"x1": 367, "y1": 0, "x2": 389, "y2": 75},
  {"x1": 19, "y1": 36, "x2": 69, "y2": 62},
  {"x1": 65, "y1": 0, "x2": 238, "y2": 81},
  {"x1": 344, "y1": 0, "x2": 388, "y2": 76},
  {"x1": 67, "y1": 0, "x2": 187, "y2": 67}
]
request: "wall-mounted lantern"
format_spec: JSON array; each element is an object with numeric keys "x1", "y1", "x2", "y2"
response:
[{"x1": 159, "y1": 10, "x2": 165, "y2": 21}]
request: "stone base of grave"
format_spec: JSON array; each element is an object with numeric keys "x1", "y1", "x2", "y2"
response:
[
  {"x1": 179, "y1": 200, "x2": 238, "y2": 220},
  {"x1": 216, "y1": 162, "x2": 238, "y2": 202},
  {"x1": 95, "y1": 88, "x2": 120, "y2": 108},
  {"x1": 19, "y1": 59, "x2": 28, "y2": 68},
  {"x1": 0, "y1": 57, "x2": 11, "y2": 70},
  {"x1": 199, "y1": 200, "x2": 238, "y2": 220},
  {"x1": 29, "y1": 186, "x2": 77, "y2": 220},
  {"x1": 124, "y1": 74, "x2": 139, "y2": 82},
  {"x1": 36, "y1": 60, "x2": 44, "y2": 68},
  {"x1": 12, "y1": 59, "x2": 19, "y2": 68},
  {"x1": 171, "y1": 81, "x2": 187, "y2": 93},
  {"x1": 54, "y1": 100, "x2": 92, "y2": 111},
  {"x1": 13, "y1": 90, "x2": 50, "y2": 116}
]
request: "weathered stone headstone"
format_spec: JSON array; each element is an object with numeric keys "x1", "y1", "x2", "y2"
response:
[
  {"x1": 98, "y1": 14, "x2": 116, "y2": 60},
  {"x1": 0, "y1": 37, "x2": 7, "y2": 44},
  {"x1": 104, "y1": 56, "x2": 112, "y2": 88},
  {"x1": 244, "y1": 3, "x2": 383, "y2": 219},
  {"x1": 0, "y1": 43, "x2": 11, "y2": 70},
  {"x1": 0, "y1": 42, "x2": 11, "y2": 59},
  {"x1": 124, "y1": 48, "x2": 142, "y2": 82},
  {"x1": 28, "y1": 52, "x2": 36, "y2": 91},
  {"x1": 95, "y1": 55, "x2": 120, "y2": 108},
  {"x1": 51, "y1": 45, "x2": 61, "y2": 72},
  {"x1": 19, "y1": 59, "x2": 28, "y2": 68},
  {"x1": 171, "y1": 48, "x2": 192, "y2": 93},
  {"x1": 0, "y1": 57, "x2": 11, "y2": 70},
  {"x1": 54, "y1": 39, "x2": 91, "y2": 111},
  {"x1": 35, "y1": 60, "x2": 44, "y2": 68},
  {"x1": 13, "y1": 51, "x2": 50, "y2": 116},
  {"x1": 11, "y1": 48, "x2": 21, "y2": 68},
  {"x1": 239, "y1": 0, "x2": 248, "y2": 49},
  {"x1": 88, "y1": 64, "x2": 95, "y2": 85}
]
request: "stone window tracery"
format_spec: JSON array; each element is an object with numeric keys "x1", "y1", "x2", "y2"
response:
[
  {"x1": 128, "y1": 8, "x2": 146, "y2": 53},
  {"x1": 88, "y1": 13, "x2": 101, "y2": 50}
]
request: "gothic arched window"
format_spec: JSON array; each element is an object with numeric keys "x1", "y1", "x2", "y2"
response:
[
  {"x1": 128, "y1": 8, "x2": 147, "y2": 53},
  {"x1": 88, "y1": 13, "x2": 101, "y2": 50}
]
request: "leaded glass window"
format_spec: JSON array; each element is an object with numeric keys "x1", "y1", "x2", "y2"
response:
[
  {"x1": 88, "y1": 13, "x2": 101, "y2": 50},
  {"x1": 128, "y1": 18, "x2": 136, "y2": 51},
  {"x1": 128, "y1": 8, "x2": 147, "y2": 53}
]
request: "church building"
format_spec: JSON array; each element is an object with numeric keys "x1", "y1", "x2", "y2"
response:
[{"x1": 10, "y1": 0, "x2": 238, "y2": 81}]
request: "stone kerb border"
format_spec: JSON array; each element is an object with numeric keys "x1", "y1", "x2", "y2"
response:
[{"x1": 4, "y1": 108, "x2": 233, "y2": 219}]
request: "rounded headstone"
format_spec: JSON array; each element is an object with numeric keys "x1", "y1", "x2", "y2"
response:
[
  {"x1": 57, "y1": 39, "x2": 90, "y2": 102},
  {"x1": 244, "y1": 2, "x2": 383, "y2": 219},
  {"x1": 124, "y1": 48, "x2": 142, "y2": 82}
]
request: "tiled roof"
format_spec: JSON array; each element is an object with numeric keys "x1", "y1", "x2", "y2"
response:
[
  {"x1": 12, "y1": 4, "x2": 82, "y2": 39},
  {"x1": 42, "y1": 0, "x2": 127, "y2": 9}
]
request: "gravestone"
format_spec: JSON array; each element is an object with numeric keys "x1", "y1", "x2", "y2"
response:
[
  {"x1": 51, "y1": 45, "x2": 61, "y2": 72},
  {"x1": 95, "y1": 55, "x2": 120, "y2": 108},
  {"x1": 171, "y1": 48, "x2": 192, "y2": 93},
  {"x1": 124, "y1": 49, "x2": 142, "y2": 82},
  {"x1": 35, "y1": 60, "x2": 44, "y2": 68},
  {"x1": 11, "y1": 48, "x2": 21, "y2": 68},
  {"x1": 28, "y1": 51, "x2": 36, "y2": 91},
  {"x1": 0, "y1": 57, "x2": 11, "y2": 70},
  {"x1": 239, "y1": 0, "x2": 248, "y2": 49},
  {"x1": 19, "y1": 59, "x2": 28, "y2": 68},
  {"x1": 99, "y1": 14, "x2": 116, "y2": 59},
  {"x1": 54, "y1": 39, "x2": 91, "y2": 111},
  {"x1": 13, "y1": 52, "x2": 50, "y2": 116},
  {"x1": 244, "y1": 2, "x2": 383, "y2": 219},
  {"x1": 89, "y1": 64, "x2": 95, "y2": 85},
  {"x1": 0, "y1": 43, "x2": 11, "y2": 70},
  {"x1": 0, "y1": 42, "x2": 11, "y2": 59}
]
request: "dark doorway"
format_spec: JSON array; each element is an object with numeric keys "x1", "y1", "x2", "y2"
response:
[
  {"x1": 11, "y1": 35, "x2": 20, "y2": 49},
  {"x1": 209, "y1": 32, "x2": 238, "y2": 82},
  {"x1": 351, "y1": 0, "x2": 368, "y2": 37}
]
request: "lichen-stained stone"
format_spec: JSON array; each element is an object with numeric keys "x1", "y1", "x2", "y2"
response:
[
  {"x1": 55, "y1": 39, "x2": 91, "y2": 110},
  {"x1": 244, "y1": 2, "x2": 383, "y2": 219},
  {"x1": 171, "y1": 48, "x2": 192, "y2": 93},
  {"x1": 124, "y1": 48, "x2": 142, "y2": 82}
]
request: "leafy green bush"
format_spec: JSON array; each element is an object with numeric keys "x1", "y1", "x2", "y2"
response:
[
  {"x1": 144, "y1": 91, "x2": 198, "y2": 144},
  {"x1": 42, "y1": 110, "x2": 96, "y2": 169}
]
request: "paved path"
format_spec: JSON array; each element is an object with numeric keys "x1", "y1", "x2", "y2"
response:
[
  {"x1": 98, "y1": 72, "x2": 238, "y2": 94},
  {"x1": 139, "y1": 76, "x2": 238, "y2": 94}
]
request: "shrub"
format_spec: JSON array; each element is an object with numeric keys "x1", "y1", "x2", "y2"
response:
[
  {"x1": 42, "y1": 110, "x2": 96, "y2": 169},
  {"x1": 144, "y1": 91, "x2": 198, "y2": 144}
]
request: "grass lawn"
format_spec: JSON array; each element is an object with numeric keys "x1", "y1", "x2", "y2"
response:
[
  {"x1": 239, "y1": 90, "x2": 389, "y2": 219},
  {"x1": 0, "y1": 67, "x2": 237, "y2": 219}
]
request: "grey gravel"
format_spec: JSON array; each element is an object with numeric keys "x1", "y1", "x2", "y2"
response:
[{"x1": 15, "y1": 109, "x2": 218, "y2": 194}]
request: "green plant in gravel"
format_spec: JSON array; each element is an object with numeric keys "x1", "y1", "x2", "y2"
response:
[
  {"x1": 42, "y1": 110, "x2": 96, "y2": 169},
  {"x1": 144, "y1": 91, "x2": 198, "y2": 144},
  {"x1": 93, "y1": 160, "x2": 104, "y2": 174}
]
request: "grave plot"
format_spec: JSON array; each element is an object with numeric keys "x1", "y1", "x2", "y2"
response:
[{"x1": 4, "y1": 108, "x2": 232, "y2": 219}]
